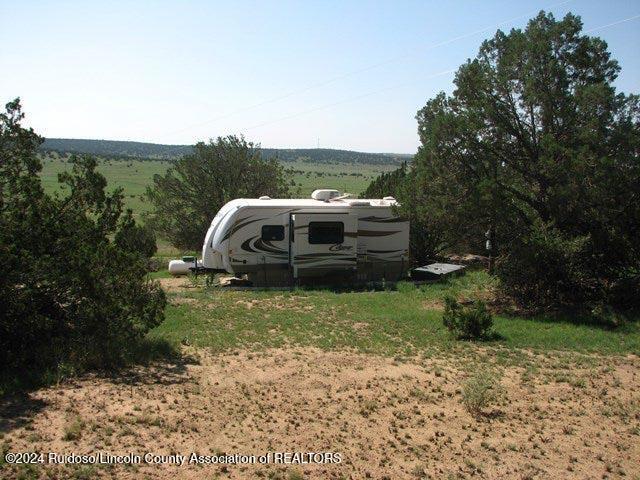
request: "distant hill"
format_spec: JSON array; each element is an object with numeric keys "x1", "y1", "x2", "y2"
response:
[
  {"x1": 42, "y1": 138, "x2": 190, "y2": 159},
  {"x1": 41, "y1": 138, "x2": 411, "y2": 166}
]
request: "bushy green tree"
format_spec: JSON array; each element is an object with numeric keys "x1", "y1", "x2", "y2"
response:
[
  {"x1": 442, "y1": 296, "x2": 494, "y2": 340},
  {"x1": 145, "y1": 135, "x2": 290, "y2": 249},
  {"x1": 360, "y1": 162, "x2": 408, "y2": 199},
  {"x1": 408, "y1": 12, "x2": 640, "y2": 311},
  {"x1": 0, "y1": 99, "x2": 166, "y2": 379},
  {"x1": 362, "y1": 163, "x2": 451, "y2": 266},
  {"x1": 115, "y1": 209, "x2": 158, "y2": 259}
]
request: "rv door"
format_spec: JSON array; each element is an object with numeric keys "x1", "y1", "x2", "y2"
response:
[{"x1": 290, "y1": 213, "x2": 357, "y2": 280}]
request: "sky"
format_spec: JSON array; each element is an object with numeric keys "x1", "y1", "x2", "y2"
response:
[{"x1": 1, "y1": 1, "x2": 639, "y2": 153}]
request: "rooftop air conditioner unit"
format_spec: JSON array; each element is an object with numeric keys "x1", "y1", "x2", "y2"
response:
[{"x1": 311, "y1": 189, "x2": 341, "y2": 201}]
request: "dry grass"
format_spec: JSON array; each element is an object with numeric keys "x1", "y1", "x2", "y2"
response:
[{"x1": 1, "y1": 347, "x2": 638, "y2": 479}]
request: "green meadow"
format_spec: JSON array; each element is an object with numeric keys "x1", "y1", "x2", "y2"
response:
[
  {"x1": 40, "y1": 155, "x2": 172, "y2": 219},
  {"x1": 152, "y1": 271, "x2": 640, "y2": 361},
  {"x1": 39, "y1": 155, "x2": 397, "y2": 221}
]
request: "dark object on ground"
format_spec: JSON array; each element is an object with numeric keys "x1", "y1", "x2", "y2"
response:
[
  {"x1": 227, "y1": 277, "x2": 253, "y2": 287},
  {"x1": 411, "y1": 263, "x2": 466, "y2": 281}
]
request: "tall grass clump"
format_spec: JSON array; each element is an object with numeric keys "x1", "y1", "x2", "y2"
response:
[
  {"x1": 442, "y1": 296, "x2": 493, "y2": 340},
  {"x1": 461, "y1": 368, "x2": 505, "y2": 417}
]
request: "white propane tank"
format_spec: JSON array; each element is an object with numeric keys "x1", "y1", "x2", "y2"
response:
[{"x1": 168, "y1": 258, "x2": 202, "y2": 276}]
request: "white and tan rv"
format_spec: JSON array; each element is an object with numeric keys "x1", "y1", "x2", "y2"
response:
[{"x1": 197, "y1": 189, "x2": 409, "y2": 286}]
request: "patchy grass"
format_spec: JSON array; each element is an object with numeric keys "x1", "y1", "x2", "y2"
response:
[
  {"x1": 147, "y1": 269, "x2": 173, "y2": 280},
  {"x1": 3, "y1": 268, "x2": 639, "y2": 479},
  {"x1": 2, "y1": 347, "x2": 638, "y2": 479},
  {"x1": 62, "y1": 415, "x2": 84, "y2": 441},
  {"x1": 150, "y1": 271, "x2": 640, "y2": 359}
]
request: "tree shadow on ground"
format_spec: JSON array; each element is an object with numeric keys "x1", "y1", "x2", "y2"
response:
[
  {"x1": 296, "y1": 280, "x2": 441, "y2": 293},
  {"x1": 98, "y1": 337, "x2": 199, "y2": 387},
  {"x1": 105, "y1": 356, "x2": 198, "y2": 387},
  {"x1": 481, "y1": 331, "x2": 507, "y2": 342},
  {"x1": 475, "y1": 408, "x2": 506, "y2": 422},
  {"x1": 450, "y1": 331, "x2": 507, "y2": 343},
  {"x1": 0, "y1": 337, "x2": 196, "y2": 433},
  {"x1": 0, "y1": 394, "x2": 49, "y2": 435},
  {"x1": 499, "y1": 308, "x2": 640, "y2": 332}
]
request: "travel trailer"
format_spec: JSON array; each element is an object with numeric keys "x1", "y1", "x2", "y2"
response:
[{"x1": 195, "y1": 189, "x2": 409, "y2": 286}]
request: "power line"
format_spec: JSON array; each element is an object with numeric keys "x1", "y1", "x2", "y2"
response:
[
  {"x1": 243, "y1": 69, "x2": 456, "y2": 132},
  {"x1": 160, "y1": 0, "x2": 576, "y2": 139},
  {"x1": 583, "y1": 13, "x2": 640, "y2": 33},
  {"x1": 239, "y1": 11, "x2": 640, "y2": 134}
]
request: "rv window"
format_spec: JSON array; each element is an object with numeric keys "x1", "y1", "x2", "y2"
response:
[
  {"x1": 308, "y1": 222, "x2": 344, "y2": 244},
  {"x1": 261, "y1": 225, "x2": 285, "y2": 241}
]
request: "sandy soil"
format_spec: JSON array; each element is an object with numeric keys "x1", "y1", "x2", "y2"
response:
[
  {"x1": 1, "y1": 348, "x2": 638, "y2": 479},
  {"x1": 158, "y1": 277, "x2": 196, "y2": 293}
]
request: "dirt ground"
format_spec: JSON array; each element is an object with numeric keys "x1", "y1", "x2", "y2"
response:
[
  {"x1": 158, "y1": 275, "x2": 240, "y2": 294},
  {"x1": 1, "y1": 348, "x2": 639, "y2": 479},
  {"x1": 158, "y1": 277, "x2": 197, "y2": 293}
]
